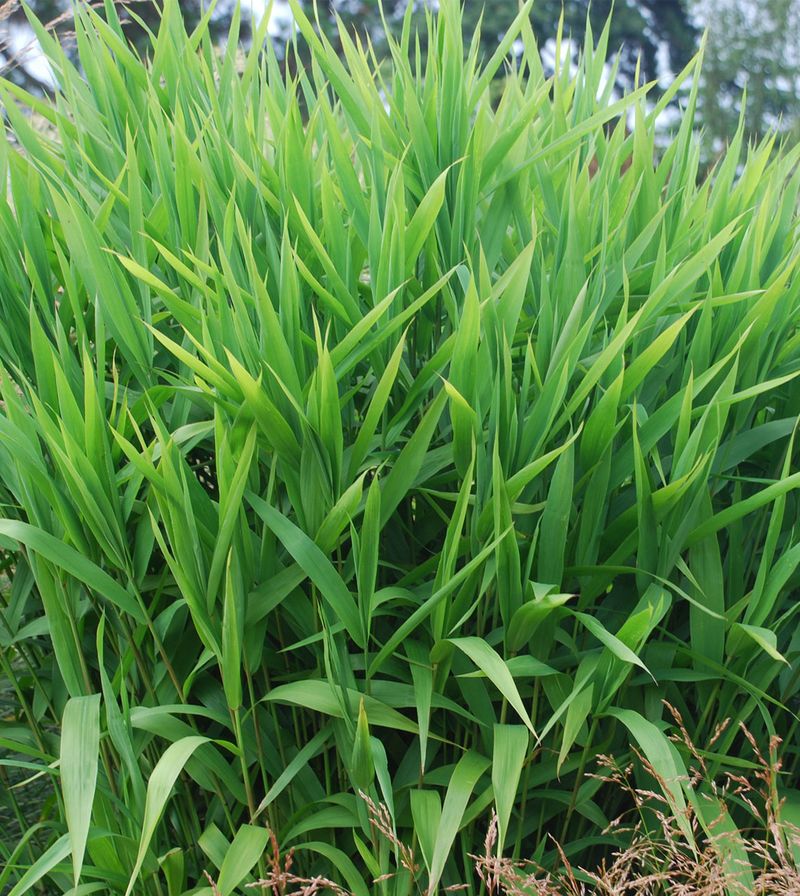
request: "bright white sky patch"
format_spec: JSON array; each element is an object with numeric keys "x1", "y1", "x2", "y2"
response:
[{"x1": 0, "y1": 20, "x2": 57, "y2": 88}]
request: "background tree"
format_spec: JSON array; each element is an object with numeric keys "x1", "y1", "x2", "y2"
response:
[{"x1": 692, "y1": 0, "x2": 800, "y2": 152}]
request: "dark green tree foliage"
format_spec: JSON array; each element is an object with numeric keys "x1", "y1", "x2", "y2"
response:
[
  {"x1": 695, "y1": 0, "x2": 800, "y2": 151},
  {"x1": 318, "y1": 0, "x2": 697, "y2": 93}
]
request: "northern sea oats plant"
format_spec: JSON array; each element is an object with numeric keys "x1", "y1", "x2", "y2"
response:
[{"x1": 1, "y1": 1, "x2": 800, "y2": 894}]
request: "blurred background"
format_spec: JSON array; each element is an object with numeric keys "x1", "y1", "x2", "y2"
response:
[{"x1": 2, "y1": 0, "x2": 800, "y2": 155}]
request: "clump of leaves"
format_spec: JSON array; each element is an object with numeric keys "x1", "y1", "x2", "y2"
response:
[
  {"x1": 1, "y1": 0, "x2": 800, "y2": 894},
  {"x1": 473, "y1": 710, "x2": 800, "y2": 895},
  {"x1": 248, "y1": 719, "x2": 800, "y2": 896}
]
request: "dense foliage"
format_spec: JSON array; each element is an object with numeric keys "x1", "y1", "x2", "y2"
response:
[
  {"x1": 1, "y1": 1, "x2": 800, "y2": 893},
  {"x1": 6, "y1": 0, "x2": 800, "y2": 151},
  {"x1": 1, "y1": 0, "x2": 698, "y2": 93}
]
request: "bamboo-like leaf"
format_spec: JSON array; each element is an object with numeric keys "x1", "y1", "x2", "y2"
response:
[
  {"x1": 60, "y1": 695, "x2": 101, "y2": 887},
  {"x1": 606, "y1": 709, "x2": 693, "y2": 844},
  {"x1": 573, "y1": 612, "x2": 654, "y2": 679},
  {"x1": 2, "y1": 2, "x2": 800, "y2": 891},
  {"x1": 492, "y1": 725, "x2": 529, "y2": 850},
  {"x1": 264, "y1": 681, "x2": 418, "y2": 733},
  {"x1": 7, "y1": 835, "x2": 71, "y2": 896},
  {"x1": 216, "y1": 826, "x2": 270, "y2": 896},
  {"x1": 0, "y1": 521, "x2": 143, "y2": 622},
  {"x1": 427, "y1": 751, "x2": 490, "y2": 894},
  {"x1": 436, "y1": 637, "x2": 537, "y2": 736},
  {"x1": 248, "y1": 493, "x2": 365, "y2": 647},
  {"x1": 125, "y1": 737, "x2": 210, "y2": 896},
  {"x1": 410, "y1": 789, "x2": 441, "y2": 874}
]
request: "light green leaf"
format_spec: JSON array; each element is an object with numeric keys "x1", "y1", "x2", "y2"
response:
[
  {"x1": 729, "y1": 623, "x2": 789, "y2": 665},
  {"x1": 216, "y1": 826, "x2": 270, "y2": 896},
  {"x1": 428, "y1": 751, "x2": 490, "y2": 894},
  {"x1": 125, "y1": 736, "x2": 209, "y2": 896},
  {"x1": 8, "y1": 834, "x2": 71, "y2": 896},
  {"x1": 574, "y1": 612, "x2": 654, "y2": 679},
  {"x1": 0, "y1": 521, "x2": 143, "y2": 622},
  {"x1": 61, "y1": 695, "x2": 101, "y2": 887},
  {"x1": 410, "y1": 790, "x2": 441, "y2": 874},
  {"x1": 606, "y1": 708, "x2": 693, "y2": 844},
  {"x1": 248, "y1": 493, "x2": 365, "y2": 648},
  {"x1": 492, "y1": 725, "x2": 529, "y2": 851},
  {"x1": 264, "y1": 681, "x2": 418, "y2": 733},
  {"x1": 437, "y1": 637, "x2": 537, "y2": 736}
]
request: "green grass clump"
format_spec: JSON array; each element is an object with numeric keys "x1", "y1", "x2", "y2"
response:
[{"x1": 1, "y1": 1, "x2": 800, "y2": 893}]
